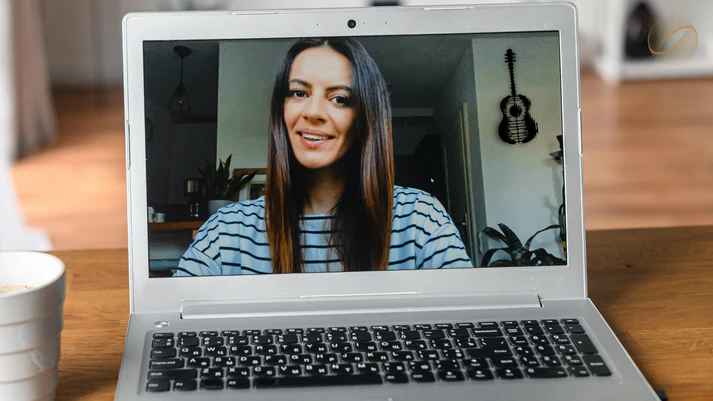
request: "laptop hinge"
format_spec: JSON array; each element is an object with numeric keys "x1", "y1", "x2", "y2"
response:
[{"x1": 180, "y1": 292, "x2": 542, "y2": 320}]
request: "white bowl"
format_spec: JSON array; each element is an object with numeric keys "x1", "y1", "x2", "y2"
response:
[
  {"x1": 0, "y1": 368, "x2": 57, "y2": 401},
  {"x1": 0, "y1": 335, "x2": 60, "y2": 382}
]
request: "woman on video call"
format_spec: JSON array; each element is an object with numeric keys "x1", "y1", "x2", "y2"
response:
[{"x1": 178, "y1": 37, "x2": 472, "y2": 276}]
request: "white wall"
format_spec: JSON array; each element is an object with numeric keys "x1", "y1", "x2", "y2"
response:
[
  {"x1": 472, "y1": 32, "x2": 564, "y2": 260},
  {"x1": 216, "y1": 40, "x2": 290, "y2": 168}
]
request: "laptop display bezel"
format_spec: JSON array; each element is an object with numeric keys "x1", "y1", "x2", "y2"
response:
[{"x1": 122, "y1": 3, "x2": 584, "y2": 314}]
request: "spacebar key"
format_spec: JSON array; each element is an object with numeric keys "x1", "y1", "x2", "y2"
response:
[{"x1": 254, "y1": 374, "x2": 383, "y2": 388}]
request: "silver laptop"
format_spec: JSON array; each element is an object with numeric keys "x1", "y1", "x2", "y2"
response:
[{"x1": 116, "y1": 3, "x2": 658, "y2": 400}]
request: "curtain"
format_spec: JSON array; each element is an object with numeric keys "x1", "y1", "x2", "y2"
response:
[{"x1": 0, "y1": 0, "x2": 51, "y2": 251}]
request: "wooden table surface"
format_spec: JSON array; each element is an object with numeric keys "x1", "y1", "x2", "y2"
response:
[{"x1": 53, "y1": 226, "x2": 713, "y2": 401}]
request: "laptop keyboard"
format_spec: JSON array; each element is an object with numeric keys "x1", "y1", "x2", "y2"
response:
[{"x1": 145, "y1": 319, "x2": 612, "y2": 392}]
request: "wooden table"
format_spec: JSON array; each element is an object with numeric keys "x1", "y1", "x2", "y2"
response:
[{"x1": 53, "y1": 226, "x2": 713, "y2": 401}]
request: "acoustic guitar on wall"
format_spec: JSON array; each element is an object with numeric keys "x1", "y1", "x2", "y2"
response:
[{"x1": 498, "y1": 48, "x2": 538, "y2": 144}]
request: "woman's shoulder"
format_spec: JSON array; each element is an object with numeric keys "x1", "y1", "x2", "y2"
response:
[
  {"x1": 209, "y1": 197, "x2": 266, "y2": 225},
  {"x1": 392, "y1": 186, "x2": 450, "y2": 225},
  {"x1": 392, "y1": 185, "x2": 441, "y2": 207}
]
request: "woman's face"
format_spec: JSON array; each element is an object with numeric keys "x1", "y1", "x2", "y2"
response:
[{"x1": 284, "y1": 46, "x2": 356, "y2": 171}]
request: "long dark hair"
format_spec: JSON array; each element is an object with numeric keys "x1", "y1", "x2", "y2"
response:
[{"x1": 265, "y1": 37, "x2": 394, "y2": 273}]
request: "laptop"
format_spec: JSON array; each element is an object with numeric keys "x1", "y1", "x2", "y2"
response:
[{"x1": 116, "y1": 3, "x2": 659, "y2": 400}]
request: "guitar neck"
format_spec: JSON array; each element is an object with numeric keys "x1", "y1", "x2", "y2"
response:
[{"x1": 508, "y1": 61, "x2": 518, "y2": 98}]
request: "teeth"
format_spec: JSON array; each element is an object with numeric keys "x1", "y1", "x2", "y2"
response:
[{"x1": 302, "y1": 133, "x2": 327, "y2": 142}]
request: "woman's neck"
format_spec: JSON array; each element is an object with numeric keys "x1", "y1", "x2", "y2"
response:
[{"x1": 303, "y1": 166, "x2": 345, "y2": 215}]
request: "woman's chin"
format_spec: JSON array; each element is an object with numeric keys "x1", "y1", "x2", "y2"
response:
[{"x1": 296, "y1": 156, "x2": 337, "y2": 171}]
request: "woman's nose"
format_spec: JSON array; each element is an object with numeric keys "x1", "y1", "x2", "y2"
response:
[{"x1": 302, "y1": 96, "x2": 327, "y2": 122}]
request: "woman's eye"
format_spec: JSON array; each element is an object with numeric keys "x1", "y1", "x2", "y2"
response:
[
  {"x1": 331, "y1": 95, "x2": 351, "y2": 106},
  {"x1": 288, "y1": 90, "x2": 307, "y2": 98}
]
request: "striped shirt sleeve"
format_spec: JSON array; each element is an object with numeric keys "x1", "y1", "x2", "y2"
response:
[
  {"x1": 176, "y1": 213, "x2": 223, "y2": 276},
  {"x1": 415, "y1": 196, "x2": 473, "y2": 269}
]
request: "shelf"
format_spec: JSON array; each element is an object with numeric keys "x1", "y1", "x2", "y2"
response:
[
  {"x1": 149, "y1": 221, "x2": 202, "y2": 232},
  {"x1": 596, "y1": 55, "x2": 713, "y2": 81}
]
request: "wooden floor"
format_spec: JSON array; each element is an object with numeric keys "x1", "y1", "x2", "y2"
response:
[{"x1": 10, "y1": 71, "x2": 713, "y2": 250}]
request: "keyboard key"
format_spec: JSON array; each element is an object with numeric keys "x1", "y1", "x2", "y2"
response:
[
  {"x1": 422, "y1": 329, "x2": 445, "y2": 339},
  {"x1": 441, "y1": 349, "x2": 464, "y2": 360},
  {"x1": 383, "y1": 362, "x2": 406, "y2": 373},
  {"x1": 252, "y1": 366, "x2": 276, "y2": 377},
  {"x1": 400, "y1": 330, "x2": 421, "y2": 340},
  {"x1": 357, "y1": 362, "x2": 380, "y2": 375},
  {"x1": 200, "y1": 368, "x2": 224, "y2": 378},
  {"x1": 264, "y1": 354, "x2": 288, "y2": 365},
  {"x1": 496, "y1": 368, "x2": 524, "y2": 379},
  {"x1": 146, "y1": 379, "x2": 170, "y2": 392},
  {"x1": 186, "y1": 357, "x2": 209, "y2": 368},
  {"x1": 564, "y1": 354, "x2": 584, "y2": 366},
  {"x1": 238, "y1": 355, "x2": 261, "y2": 366},
  {"x1": 292, "y1": 353, "x2": 314, "y2": 364},
  {"x1": 492, "y1": 357, "x2": 518, "y2": 369},
  {"x1": 456, "y1": 322, "x2": 475, "y2": 329},
  {"x1": 356, "y1": 342, "x2": 377, "y2": 352},
  {"x1": 435, "y1": 360, "x2": 460, "y2": 370},
  {"x1": 526, "y1": 367, "x2": 568, "y2": 379},
  {"x1": 480, "y1": 337, "x2": 508, "y2": 348},
  {"x1": 463, "y1": 358, "x2": 489, "y2": 369},
  {"x1": 353, "y1": 332, "x2": 373, "y2": 342},
  {"x1": 375, "y1": 331, "x2": 396, "y2": 341},
  {"x1": 147, "y1": 369, "x2": 197, "y2": 381},
  {"x1": 542, "y1": 355, "x2": 562, "y2": 367},
  {"x1": 227, "y1": 367, "x2": 250, "y2": 378},
  {"x1": 149, "y1": 359, "x2": 184, "y2": 370},
  {"x1": 205, "y1": 346, "x2": 227, "y2": 356},
  {"x1": 405, "y1": 340, "x2": 428, "y2": 350},
  {"x1": 520, "y1": 356, "x2": 540, "y2": 367},
  {"x1": 569, "y1": 366, "x2": 591, "y2": 377},
  {"x1": 385, "y1": 372, "x2": 409, "y2": 383},
  {"x1": 583, "y1": 355, "x2": 612, "y2": 377},
  {"x1": 305, "y1": 342, "x2": 328, "y2": 353},
  {"x1": 150, "y1": 347, "x2": 176, "y2": 359},
  {"x1": 472, "y1": 328, "x2": 502, "y2": 337},
  {"x1": 535, "y1": 345, "x2": 556, "y2": 356},
  {"x1": 305, "y1": 364, "x2": 329, "y2": 376},
  {"x1": 414, "y1": 324, "x2": 432, "y2": 330},
  {"x1": 571, "y1": 335, "x2": 598, "y2": 354},
  {"x1": 253, "y1": 374, "x2": 382, "y2": 388},
  {"x1": 229, "y1": 345, "x2": 252, "y2": 356},
  {"x1": 329, "y1": 363, "x2": 354, "y2": 375},
  {"x1": 179, "y1": 331, "x2": 197, "y2": 338},
  {"x1": 152, "y1": 338, "x2": 175, "y2": 348},
  {"x1": 393, "y1": 324, "x2": 411, "y2": 331},
  {"x1": 265, "y1": 328, "x2": 283, "y2": 335},
  {"x1": 431, "y1": 339, "x2": 453, "y2": 350},
  {"x1": 478, "y1": 322, "x2": 499, "y2": 329},
  {"x1": 254, "y1": 345, "x2": 277, "y2": 356},
  {"x1": 200, "y1": 330, "x2": 219, "y2": 337},
  {"x1": 178, "y1": 337, "x2": 199, "y2": 347},
  {"x1": 316, "y1": 353, "x2": 339, "y2": 364},
  {"x1": 279, "y1": 365, "x2": 303, "y2": 376},
  {"x1": 173, "y1": 379, "x2": 197, "y2": 391},
  {"x1": 226, "y1": 378, "x2": 250, "y2": 389},
  {"x1": 467, "y1": 368, "x2": 494, "y2": 380},
  {"x1": 408, "y1": 361, "x2": 433, "y2": 372},
  {"x1": 277, "y1": 334, "x2": 300, "y2": 344},
  {"x1": 417, "y1": 350, "x2": 439, "y2": 360},
  {"x1": 200, "y1": 378, "x2": 224, "y2": 390},
  {"x1": 411, "y1": 371, "x2": 435, "y2": 382},
  {"x1": 379, "y1": 341, "x2": 401, "y2": 351},
  {"x1": 152, "y1": 332, "x2": 174, "y2": 339},
  {"x1": 435, "y1": 323, "x2": 453, "y2": 329},
  {"x1": 179, "y1": 346, "x2": 201, "y2": 358},
  {"x1": 438, "y1": 369, "x2": 465, "y2": 381}
]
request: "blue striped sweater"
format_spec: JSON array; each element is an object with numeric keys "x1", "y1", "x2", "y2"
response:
[{"x1": 176, "y1": 186, "x2": 472, "y2": 276}]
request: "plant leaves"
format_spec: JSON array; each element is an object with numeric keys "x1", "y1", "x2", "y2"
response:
[{"x1": 524, "y1": 224, "x2": 561, "y2": 250}]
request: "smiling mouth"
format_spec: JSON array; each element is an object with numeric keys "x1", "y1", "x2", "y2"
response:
[{"x1": 298, "y1": 131, "x2": 335, "y2": 143}]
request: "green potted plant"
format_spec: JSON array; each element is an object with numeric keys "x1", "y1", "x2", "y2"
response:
[
  {"x1": 480, "y1": 223, "x2": 566, "y2": 267},
  {"x1": 199, "y1": 155, "x2": 256, "y2": 214}
]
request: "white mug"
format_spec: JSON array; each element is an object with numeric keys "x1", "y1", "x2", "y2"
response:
[{"x1": 0, "y1": 252, "x2": 65, "y2": 401}]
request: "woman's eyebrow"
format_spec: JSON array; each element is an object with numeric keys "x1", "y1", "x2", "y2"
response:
[{"x1": 288, "y1": 79, "x2": 351, "y2": 92}]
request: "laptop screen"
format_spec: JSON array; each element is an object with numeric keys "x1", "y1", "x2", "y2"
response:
[{"x1": 143, "y1": 31, "x2": 564, "y2": 278}]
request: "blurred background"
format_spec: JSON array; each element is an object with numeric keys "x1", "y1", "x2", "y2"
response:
[{"x1": 1, "y1": 0, "x2": 711, "y2": 251}]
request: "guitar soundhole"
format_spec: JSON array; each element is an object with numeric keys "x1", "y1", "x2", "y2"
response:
[{"x1": 509, "y1": 104, "x2": 522, "y2": 117}]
